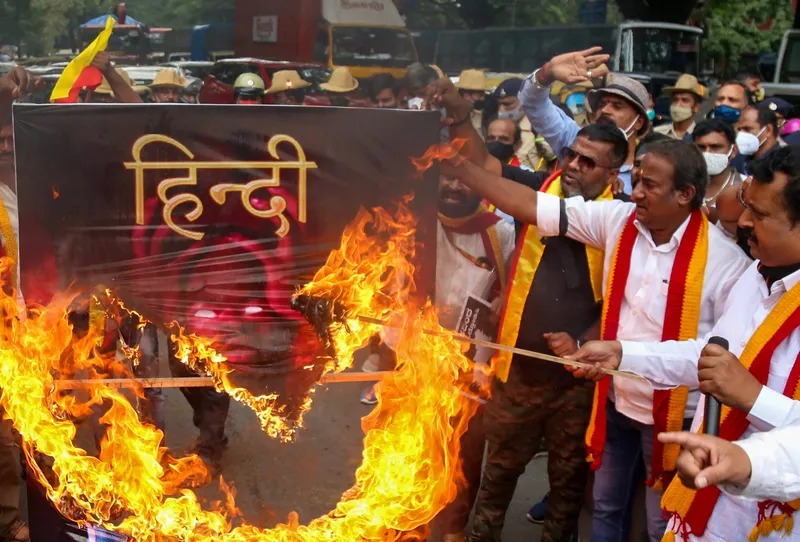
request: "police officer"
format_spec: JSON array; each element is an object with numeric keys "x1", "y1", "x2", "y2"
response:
[{"x1": 233, "y1": 73, "x2": 266, "y2": 105}]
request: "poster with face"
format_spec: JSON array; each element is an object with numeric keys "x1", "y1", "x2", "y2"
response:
[{"x1": 13, "y1": 103, "x2": 439, "y2": 413}]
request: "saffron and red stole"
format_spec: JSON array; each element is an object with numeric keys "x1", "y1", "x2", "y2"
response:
[
  {"x1": 661, "y1": 281, "x2": 800, "y2": 542},
  {"x1": 438, "y1": 204, "x2": 507, "y2": 296},
  {"x1": 585, "y1": 209, "x2": 709, "y2": 489},
  {"x1": 493, "y1": 170, "x2": 609, "y2": 382}
]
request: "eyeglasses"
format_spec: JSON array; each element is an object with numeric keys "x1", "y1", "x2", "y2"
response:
[{"x1": 559, "y1": 147, "x2": 614, "y2": 172}]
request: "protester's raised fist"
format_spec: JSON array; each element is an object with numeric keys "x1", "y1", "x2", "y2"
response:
[
  {"x1": 91, "y1": 51, "x2": 113, "y2": 74},
  {"x1": 537, "y1": 47, "x2": 611, "y2": 87},
  {"x1": 426, "y1": 78, "x2": 471, "y2": 127},
  {"x1": 0, "y1": 67, "x2": 43, "y2": 101}
]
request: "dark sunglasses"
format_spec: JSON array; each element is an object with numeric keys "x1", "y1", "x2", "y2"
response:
[{"x1": 560, "y1": 147, "x2": 614, "y2": 172}]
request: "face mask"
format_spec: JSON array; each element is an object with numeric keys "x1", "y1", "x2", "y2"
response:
[
  {"x1": 473, "y1": 99, "x2": 485, "y2": 111},
  {"x1": 735, "y1": 127, "x2": 766, "y2": 157},
  {"x1": 754, "y1": 88, "x2": 765, "y2": 102},
  {"x1": 702, "y1": 147, "x2": 733, "y2": 176},
  {"x1": 670, "y1": 105, "x2": 694, "y2": 123},
  {"x1": 498, "y1": 104, "x2": 524, "y2": 123},
  {"x1": 714, "y1": 105, "x2": 741, "y2": 123},
  {"x1": 486, "y1": 140, "x2": 516, "y2": 163},
  {"x1": 620, "y1": 114, "x2": 640, "y2": 141},
  {"x1": 647, "y1": 109, "x2": 656, "y2": 121}
]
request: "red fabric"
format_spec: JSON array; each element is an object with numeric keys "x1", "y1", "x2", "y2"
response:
[
  {"x1": 683, "y1": 309, "x2": 800, "y2": 537},
  {"x1": 54, "y1": 67, "x2": 103, "y2": 104}
]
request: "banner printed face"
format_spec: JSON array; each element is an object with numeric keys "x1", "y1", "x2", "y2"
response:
[{"x1": 13, "y1": 104, "x2": 439, "y2": 380}]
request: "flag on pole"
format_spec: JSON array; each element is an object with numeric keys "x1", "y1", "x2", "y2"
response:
[{"x1": 50, "y1": 17, "x2": 115, "y2": 103}]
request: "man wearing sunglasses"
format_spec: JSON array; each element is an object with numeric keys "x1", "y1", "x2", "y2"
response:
[
  {"x1": 515, "y1": 47, "x2": 651, "y2": 196},
  {"x1": 428, "y1": 77, "x2": 635, "y2": 542},
  {"x1": 430, "y1": 100, "x2": 750, "y2": 539}
]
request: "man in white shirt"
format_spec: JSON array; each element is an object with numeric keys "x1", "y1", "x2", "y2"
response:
[
  {"x1": 433, "y1": 174, "x2": 516, "y2": 542},
  {"x1": 437, "y1": 127, "x2": 749, "y2": 541},
  {"x1": 567, "y1": 145, "x2": 800, "y2": 541},
  {"x1": 658, "y1": 426, "x2": 800, "y2": 503}
]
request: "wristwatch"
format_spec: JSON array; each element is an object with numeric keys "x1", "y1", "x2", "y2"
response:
[{"x1": 531, "y1": 68, "x2": 551, "y2": 90}]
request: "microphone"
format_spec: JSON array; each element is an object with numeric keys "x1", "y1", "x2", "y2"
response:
[{"x1": 703, "y1": 336, "x2": 728, "y2": 437}]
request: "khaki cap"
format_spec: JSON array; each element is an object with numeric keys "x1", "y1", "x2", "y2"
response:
[
  {"x1": 662, "y1": 73, "x2": 706, "y2": 100},
  {"x1": 150, "y1": 68, "x2": 188, "y2": 89},
  {"x1": 456, "y1": 69, "x2": 487, "y2": 92},
  {"x1": 266, "y1": 70, "x2": 311, "y2": 94},
  {"x1": 320, "y1": 67, "x2": 358, "y2": 93}
]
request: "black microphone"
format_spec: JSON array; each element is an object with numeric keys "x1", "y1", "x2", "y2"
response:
[{"x1": 703, "y1": 336, "x2": 728, "y2": 437}]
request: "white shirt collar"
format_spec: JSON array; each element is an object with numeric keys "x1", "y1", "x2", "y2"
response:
[{"x1": 633, "y1": 213, "x2": 692, "y2": 252}]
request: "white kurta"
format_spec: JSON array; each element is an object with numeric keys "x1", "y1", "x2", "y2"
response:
[{"x1": 620, "y1": 263, "x2": 800, "y2": 541}]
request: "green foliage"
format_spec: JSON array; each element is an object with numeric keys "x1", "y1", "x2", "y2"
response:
[
  {"x1": 698, "y1": 0, "x2": 792, "y2": 76},
  {"x1": 0, "y1": 0, "x2": 233, "y2": 56}
]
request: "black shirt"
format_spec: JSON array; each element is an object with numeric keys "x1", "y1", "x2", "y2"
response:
[{"x1": 499, "y1": 162, "x2": 628, "y2": 387}]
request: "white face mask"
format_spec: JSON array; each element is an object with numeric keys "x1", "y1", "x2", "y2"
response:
[
  {"x1": 498, "y1": 104, "x2": 524, "y2": 123},
  {"x1": 736, "y1": 127, "x2": 766, "y2": 156},
  {"x1": 620, "y1": 114, "x2": 640, "y2": 141},
  {"x1": 702, "y1": 147, "x2": 733, "y2": 176}
]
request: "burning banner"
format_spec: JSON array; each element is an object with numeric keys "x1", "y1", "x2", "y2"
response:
[{"x1": 8, "y1": 104, "x2": 484, "y2": 540}]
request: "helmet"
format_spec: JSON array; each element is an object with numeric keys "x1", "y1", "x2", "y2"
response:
[
  {"x1": 233, "y1": 73, "x2": 266, "y2": 97},
  {"x1": 781, "y1": 117, "x2": 800, "y2": 137}
]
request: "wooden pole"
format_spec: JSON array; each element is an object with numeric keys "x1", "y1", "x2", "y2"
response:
[{"x1": 52, "y1": 371, "x2": 394, "y2": 391}]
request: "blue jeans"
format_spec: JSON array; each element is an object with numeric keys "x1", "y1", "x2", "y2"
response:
[{"x1": 591, "y1": 400, "x2": 686, "y2": 542}]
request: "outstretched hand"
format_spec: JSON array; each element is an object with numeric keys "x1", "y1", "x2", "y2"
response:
[{"x1": 537, "y1": 47, "x2": 610, "y2": 86}]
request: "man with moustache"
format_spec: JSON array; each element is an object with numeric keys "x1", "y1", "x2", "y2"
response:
[
  {"x1": 568, "y1": 146, "x2": 800, "y2": 542},
  {"x1": 434, "y1": 173, "x2": 516, "y2": 542},
  {"x1": 518, "y1": 47, "x2": 651, "y2": 194},
  {"x1": 431, "y1": 124, "x2": 750, "y2": 540},
  {"x1": 469, "y1": 122, "x2": 632, "y2": 542}
]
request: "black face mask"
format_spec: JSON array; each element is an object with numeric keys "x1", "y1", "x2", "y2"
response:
[
  {"x1": 473, "y1": 99, "x2": 485, "y2": 111},
  {"x1": 486, "y1": 140, "x2": 515, "y2": 163}
]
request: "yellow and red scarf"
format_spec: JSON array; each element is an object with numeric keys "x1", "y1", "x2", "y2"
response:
[
  {"x1": 661, "y1": 280, "x2": 800, "y2": 542},
  {"x1": 493, "y1": 170, "x2": 610, "y2": 381},
  {"x1": 586, "y1": 209, "x2": 709, "y2": 488},
  {"x1": 438, "y1": 204, "x2": 507, "y2": 296}
]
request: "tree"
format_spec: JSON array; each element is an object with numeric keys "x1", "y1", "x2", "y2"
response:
[
  {"x1": 614, "y1": 0, "x2": 699, "y2": 23},
  {"x1": 697, "y1": 0, "x2": 791, "y2": 76}
]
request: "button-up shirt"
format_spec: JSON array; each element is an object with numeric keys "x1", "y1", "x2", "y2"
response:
[
  {"x1": 519, "y1": 76, "x2": 634, "y2": 194},
  {"x1": 620, "y1": 264, "x2": 800, "y2": 541},
  {"x1": 728, "y1": 422, "x2": 800, "y2": 502},
  {"x1": 537, "y1": 193, "x2": 750, "y2": 424},
  {"x1": 654, "y1": 121, "x2": 696, "y2": 140}
]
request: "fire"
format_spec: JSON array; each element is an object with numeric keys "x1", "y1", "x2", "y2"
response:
[
  {"x1": 410, "y1": 138, "x2": 467, "y2": 176},
  {"x1": 0, "y1": 192, "x2": 477, "y2": 540}
]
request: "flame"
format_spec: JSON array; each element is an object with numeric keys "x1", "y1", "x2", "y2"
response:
[
  {"x1": 0, "y1": 191, "x2": 477, "y2": 540},
  {"x1": 410, "y1": 138, "x2": 467, "y2": 176}
]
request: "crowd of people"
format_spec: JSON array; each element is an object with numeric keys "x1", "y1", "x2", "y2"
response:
[{"x1": 0, "y1": 42, "x2": 799, "y2": 542}]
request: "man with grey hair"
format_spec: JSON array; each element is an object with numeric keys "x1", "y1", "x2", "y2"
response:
[{"x1": 519, "y1": 47, "x2": 651, "y2": 194}]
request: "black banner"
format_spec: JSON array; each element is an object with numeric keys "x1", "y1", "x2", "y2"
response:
[{"x1": 13, "y1": 103, "x2": 439, "y2": 541}]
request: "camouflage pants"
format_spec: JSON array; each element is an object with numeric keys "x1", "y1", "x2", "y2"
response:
[{"x1": 469, "y1": 375, "x2": 594, "y2": 542}]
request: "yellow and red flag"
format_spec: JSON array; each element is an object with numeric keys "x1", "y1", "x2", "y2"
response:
[{"x1": 50, "y1": 17, "x2": 115, "y2": 103}]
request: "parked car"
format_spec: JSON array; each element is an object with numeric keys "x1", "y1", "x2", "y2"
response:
[
  {"x1": 199, "y1": 57, "x2": 330, "y2": 104},
  {"x1": 161, "y1": 60, "x2": 214, "y2": 80},
  {"x1": 121, "y1": 65, "x2": 165, "y2": 86}
]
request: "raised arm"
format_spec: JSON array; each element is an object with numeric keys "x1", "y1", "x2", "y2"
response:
[
  {"x1": 441, "y1": 157, "x2": 538, "y2": 225},
  {"x1": 91, "y1": 52, "x2": 143, "y2": 104},
  {"x1": 428, "y1": 78, "x2": 501, "y2": 176},
  {"x1": 519, "y1": 47, "x2": 609, "y2": 156},
  {"x1": 0, "y1": 68, "x2": 41, "y2": 124}
]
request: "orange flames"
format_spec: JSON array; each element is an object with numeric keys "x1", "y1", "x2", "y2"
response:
[
  {"x1": 0, "y1": 192, "x2": 476, "y2": 540},
  {"x1": 410, "y1": 138, "x2": 467, "y2": 176}
]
